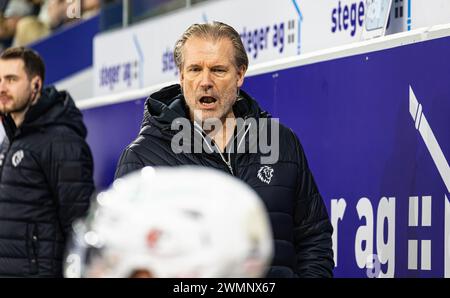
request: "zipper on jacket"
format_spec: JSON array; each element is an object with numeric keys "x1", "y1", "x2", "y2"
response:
[
  {"x1": 193, "y1": 120, "x2": 252, "y2": 176},
  {"x1": 218, "y1": 149, "x2": 234, "y2": 176},
  {"x1": 0, "y1": 139, "x2": 11, "y2": 183},
  {"x1": 193, "y1": 122, "x2": 234, "y2": 175},
  {"x1": 220, "y1": 121, "x2": 251, "y2": 176},
  {"x1": 227, "y1": 121, "x2": 252, "y2": 175}
]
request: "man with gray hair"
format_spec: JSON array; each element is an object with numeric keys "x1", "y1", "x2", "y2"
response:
[{"x1": 115, "y1": 21, "x2": 334, "y2": 277}]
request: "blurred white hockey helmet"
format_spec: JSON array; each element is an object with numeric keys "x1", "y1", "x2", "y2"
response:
[{"x1": 64, "y1": 166, "x2": 273, "y2": 278}]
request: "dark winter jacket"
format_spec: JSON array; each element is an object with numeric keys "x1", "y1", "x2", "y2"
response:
[
  {"x1": 115, "y1": 84, "x2": 334, "y2": 277},
  {"x1": 0, "y1": 86, "x2": 95, "y2": 277}
]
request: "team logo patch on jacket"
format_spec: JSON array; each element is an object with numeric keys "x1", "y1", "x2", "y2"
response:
[
  {"x1": 257, "y1": 166, "x2": 274, "y2": 184},
  {"x1": 12, "y1": 150, "x2": 24, "y2": 167}
]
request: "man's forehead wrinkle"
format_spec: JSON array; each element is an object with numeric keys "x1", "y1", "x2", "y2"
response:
[{"x1": 183, "y1": 45, "x2": 234, "y2": 69}]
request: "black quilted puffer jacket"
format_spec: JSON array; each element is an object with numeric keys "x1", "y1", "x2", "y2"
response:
[
  {"x1": 115, "y1": 84, "x2": 334, "y2": 277},
  {"x1": 0, "y1": 86, "x2": 94, "y2": 277}
]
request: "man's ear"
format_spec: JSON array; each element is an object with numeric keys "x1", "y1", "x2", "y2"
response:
[
  {"x1": 179, "y1": 68, "x2": 184, "y2": 85},
  {"x1": 179, "y1": 68, "x2": 185, "y2": 92},
  {"x1": 237, "y1": 66, "x2": 246, "y2": 88},
  {"x1": 30, "y1": 76, "x2": 42, "y2": 105},
  {"x1": 31, "y1": 76, "x2": 42, "y2": 93}
]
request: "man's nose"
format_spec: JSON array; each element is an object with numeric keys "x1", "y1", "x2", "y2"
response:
[
  {"x1": 199, "y1": 70, "x2": 213, "y2": 91},
  {"x1": 0, "y1": 81, "x2": 7, "y2": 94}
]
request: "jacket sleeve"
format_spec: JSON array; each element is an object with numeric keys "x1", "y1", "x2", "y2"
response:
[
  {"x1": 114, "y1": 146, "x2": 145, "y2": 179},
  {"x1": 291, "y1": 130, "x2": 335, "y2": 277},
  {"x1": 42, "y1": 135, "x2": 95, "y2": 238}
]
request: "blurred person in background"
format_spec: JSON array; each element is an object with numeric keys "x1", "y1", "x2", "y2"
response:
[
  {"x1": 64, "y1": 166, "x2": 273, "y2": 278},
  {"x1": 46, "y1": 0, "x2": 73, "y2": 30},
  {"x1": 115, "y1": 22, "x2": 334, "y2": 278},
  {"x1": 0, "y1": 0, "x2": 41, "y2": 50},
  {"x1": 0, "y1": 47, "x2": 94, "y2": 277},
  {"x1": 80, "y1": 0, "x2": 100, "y2": 19},
  {"x1": 13, "y1": 0, "x2": 100, "y2": 46}
]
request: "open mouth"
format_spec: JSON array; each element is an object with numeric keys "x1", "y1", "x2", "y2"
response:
[
  {"x1": 199, "y1": 96, "x2": 217, "y2": 109},
  {"x1": 199, "y1": 96, "x2": 217, "y2": 105}
]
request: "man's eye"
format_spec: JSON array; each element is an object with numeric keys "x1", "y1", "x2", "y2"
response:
[
  {"x1": 213, "y1": 69, "x2": 226, "y2": 73},
  {"x1": 189, "y1": 67, "x2": 201, "y2": 72}
]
